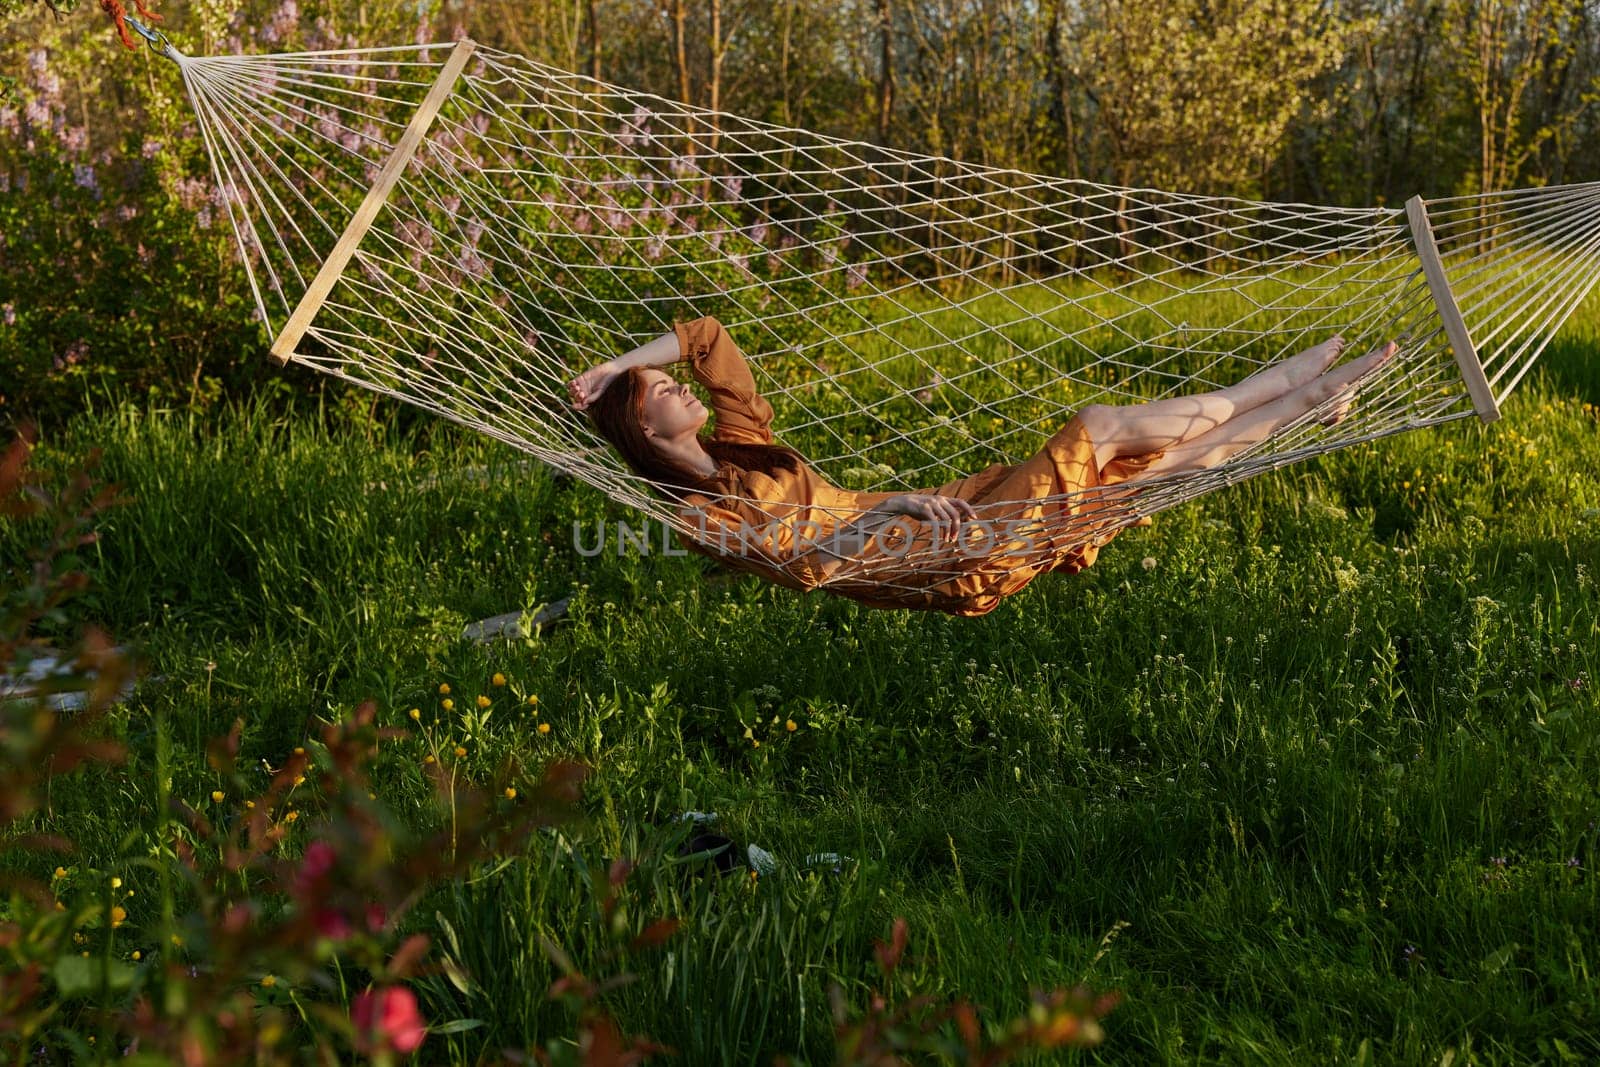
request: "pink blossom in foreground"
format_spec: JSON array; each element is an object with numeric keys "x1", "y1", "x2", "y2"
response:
[{"x1": 351, "y1": 987, "x2": 427, "y2": 1054}]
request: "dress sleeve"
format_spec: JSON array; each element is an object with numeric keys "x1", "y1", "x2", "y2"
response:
[{"x1": 673, "y1": 315, "x2": 776, "y2": 445}]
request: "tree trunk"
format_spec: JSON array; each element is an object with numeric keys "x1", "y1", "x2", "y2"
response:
[
  {"x1": 709, "y1": 0, "x2": 724, "y2": 154},
  {"x1": 587, "y1": 0, "x2": 601, "y2": 84},
  {"x1": 876, "y1": 0, "x2": 895, "y2": 144}
]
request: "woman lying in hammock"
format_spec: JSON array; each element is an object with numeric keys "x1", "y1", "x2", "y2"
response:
[{"x1": 569, "y1": 316, "x2": 1396, "y2": 617}]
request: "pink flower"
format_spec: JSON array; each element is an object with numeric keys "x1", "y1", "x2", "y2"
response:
[
  {"x1": 294, "y1": 840, "x2": 337, "y2": 898},
  {"x1": 351, "y1": 987, "x2": 427, "y2": 1054},
  {"x1": 314, "y1": 907, "x2": 353, "y2": 940}
]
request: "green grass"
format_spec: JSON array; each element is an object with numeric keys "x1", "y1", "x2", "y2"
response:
[{"x1": 5, "y1": 309, "x2": 1600, "y2": 1063}]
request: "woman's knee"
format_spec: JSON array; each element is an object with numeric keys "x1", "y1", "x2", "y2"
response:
[{"x1": 1074, "y1": 403, "x2": 1120, "y2": 450}]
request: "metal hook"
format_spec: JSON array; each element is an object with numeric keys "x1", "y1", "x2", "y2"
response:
[{"x1": 124, "y1": 16, "x2": 184, "y2": 63}]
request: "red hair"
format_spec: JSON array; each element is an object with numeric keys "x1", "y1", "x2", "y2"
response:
[{"x1": 584, "y1": 365, "x2": 805, "y2": 501}]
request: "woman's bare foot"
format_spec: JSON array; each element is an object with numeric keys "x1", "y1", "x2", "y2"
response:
[
  {"x1": 1229, "y1": 336, "x2": 1346, "y2": 411},
  {"x1": 1318, "y1": 341, "x2": 1399, "y2": 426}
]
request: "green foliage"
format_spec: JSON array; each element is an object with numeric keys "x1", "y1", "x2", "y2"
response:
[{"x1": 1, "y1": 304, "x2": 1597, "y2": 1059}]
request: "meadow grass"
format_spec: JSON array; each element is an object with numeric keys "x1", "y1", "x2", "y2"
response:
[{"x1": 4, "y1": 301, "x2": 1600, "y2": 1064}]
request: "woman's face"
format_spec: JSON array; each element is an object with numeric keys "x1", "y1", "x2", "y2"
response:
[{"x1": 638, "y1": 368, "x2": 707, "y2": 444}]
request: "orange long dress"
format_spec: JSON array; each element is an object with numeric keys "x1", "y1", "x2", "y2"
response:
[{"x1": 670, "y1": 316, "x2": 1164, "y2": 617}]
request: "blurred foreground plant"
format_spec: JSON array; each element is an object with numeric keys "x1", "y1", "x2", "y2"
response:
[
  {"x1": 818, "y1": 917, "x2": 1120, "y2": 1065},
  {"x1": 0, "y1": 429, "x2": 665, "y2": 1062}
]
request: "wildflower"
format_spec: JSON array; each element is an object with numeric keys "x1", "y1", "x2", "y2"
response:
[
  {"x1": 476, "y1": 695, "x2": 490, "y2": 709},
  {"x1": 408, "y1": 708, "x2": 421, "y2": 721},
  {"x1": 171, "y1": 934, "x2": 183, "y2": 947},
  {"x1": 294, "y1": 747, "x2": 305, "y2": 755},
  {"x1": 293, "y1": 775, "x2": 305, "y2": 787},
  {"x1": 537, "y1": 723, "x2": 550, "y2": 735},
  {"x1": 454, "y1": 745, "x2": 467, "y2": 758},
  {"x1": 80, "y1": 951, "x2": 89, "y2": 958},
  {"x1": 131, "y1": 951, "x2": 141, "y2": 961},
  {"x1": 261, "y1": 974, "x2": 278, "y2": 987},
  {"x1": 752, "y1": 739, "x2": 760, "y2": 748},
  {"x1": 211, "y1": 791, "x2": 224, "y2": 802},
  {"x1": 53, "y1": 867, "x2": 66, "y2": 880},
  {"x1": 527, "y1": 694, "x2": 539, "y2": 707},
  {"x1": 314, "y1": 907, "x2": 353, "y2": 940},
  {"x1": 246, "y1": 800, "x2": 256, "y2": 809},
  {"x1": 111, "y1": 906, "x2": 127, "y2": 927},
  {"x1": 1141, "y1": 557, "x2": 1157, "y2": 571},
  {"x1": 438, "y1": 683, "x2": 451, "y2": 695},
  {"x1": 110, "y1": 877, "x2": 121, "y2": 889},
  {"x1": 285, "y1": 811, "x2": 299, "y2": 823},
  {"x1": 351, "y1": 986, "x2": 428, "y2": 1055},
  {"x1": 423, "y1": 754, "x2": 436, "y2": 764},
  {"x1": 785, "y1": 719, "x2": 797, "y2": 732},
  {"x1": 54, "y1": 902, "x2": 65, "y2": 911},
  {"x1": 504, "y1": 787, "x2": 517, "y2": 799},
  {"x1": 492, "y1": 672, "x2": 506, "y2": 687},
  {"x1": 441, "y1": 698, "x2": 454, "y2": 711}
]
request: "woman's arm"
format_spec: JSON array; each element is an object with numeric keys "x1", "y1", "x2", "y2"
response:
[
  {"x1": 790, "y1": 493, "x2": 978, "y2": 587},
  {"x1": 567, "y1": 331, "x2": 682, "y2": 410},
  {"x1": 611, "y1": 330, "x2": 683, "y2": 373}
]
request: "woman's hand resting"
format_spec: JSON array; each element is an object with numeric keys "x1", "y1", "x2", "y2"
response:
[
  {"x1": 878, "y1": 493, "x2": 978, "y2": 543},
  {"x1": 567, "y1": 362, "x2": 622, "y2": 411}
]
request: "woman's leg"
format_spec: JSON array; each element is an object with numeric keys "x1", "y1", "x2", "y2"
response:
[
  {"x1": 1076, "y1": 337, "x2": 1345, "y2": 469},
  {"x1": 1128, "y1": 341, "x2": 1398, "y2": 478}
]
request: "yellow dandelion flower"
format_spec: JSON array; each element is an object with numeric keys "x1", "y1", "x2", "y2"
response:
[
  {"x1": 1402, "y1": 481, "x2": 1411, "y2": 490},
  {"x1": 53, "y1": 867, "x2": 66, "y2": 880},
  {"x1": 110, "y1": 877, "x2": 122, "y2": 889},
  {"x1": 74, "y1": 933, "x2": 86, "y2": 945},
  {"x1": 537, "y1": 723, "x2": 550, "y2": 735},
  {"x1": 752, "y1": 739, "x2": 760, "y2": 748},
  {"x1": 111, "y1": 906, "x2": 127, "y2": 926},
  {"x1": 261, "y1": 974, "x2": 277, "y2": 988},
  {"x1": 284, "y1": 811, "x2": 299, "y2": 823},
  {"x1": 245, "y1": 800, "x2": 256, "y2": 810},
  {"x1": 131, "y1": 950, "x2": 141, "y2": 961},
  {"x1": 441, "y1": 698, "x2": 454, "y2": 711},
  {"x1": 211, "y1": 790, "x2": 224, "y2": 802},
  {"x1": 527, "y1": 694, "x2": 539, "y2": 707},
  {"x1": 408, "y1": 708, "x2": 421, "y2": 721},
  {"x1": 454, "y1": 745, "x2": 467, "y2": 758},
  {"x1": 424, "y1": 754, "x2": 436, "y2": 764},
  {"x1": 785, "y1": 719, "x2": 797, "y2": 732},
  {"x1": 476, "y1": 695, "x2": 491, "y2": 709},
  {"x1": 438, "y1": 683, "x2": 451, "y2": 696},
  {"x1": 292, "y1": 776, "x2": 305, "y2": 787},
  {"x1": 504, "y1": 787, "x2": 517, "y2": 799},
  {"x1": 492, "y1": 672, "x2": 506, "y2": 687},
  {"x1": 294, "y1": 746, "x2": 305, "y2": 755}
]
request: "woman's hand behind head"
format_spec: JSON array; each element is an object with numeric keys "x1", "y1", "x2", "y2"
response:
[{"x1": 568, "y1": 361, "x2": 622, "y2": 411}]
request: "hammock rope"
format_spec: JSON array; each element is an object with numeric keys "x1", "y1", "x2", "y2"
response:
[{"x1": 139, "y1": 28, "x2": 1600, "y2": 597}]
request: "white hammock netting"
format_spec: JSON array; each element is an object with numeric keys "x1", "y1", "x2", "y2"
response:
[{"x1": 157, "y1": 34, "x2": 1600, "y2": 596}]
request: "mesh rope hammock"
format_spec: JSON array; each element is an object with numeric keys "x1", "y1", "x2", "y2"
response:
[{"x1": 135, "y1": 28, "x2": 1600, "y2": 599}]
